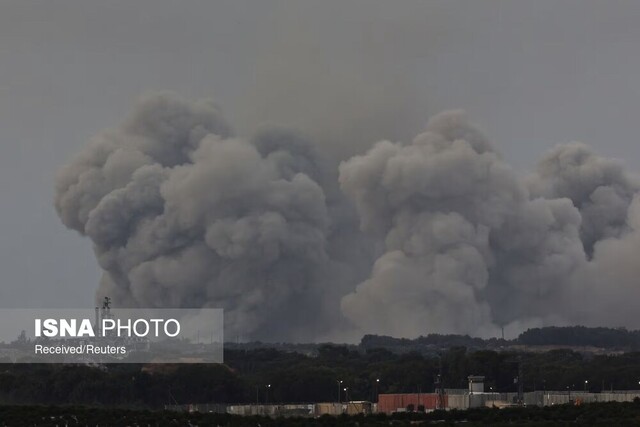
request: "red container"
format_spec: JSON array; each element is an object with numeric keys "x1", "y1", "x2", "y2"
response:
[{"x1": 377, "y1": 393, "x2": 447, "y2": 414}]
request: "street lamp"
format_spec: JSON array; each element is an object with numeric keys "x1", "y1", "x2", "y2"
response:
[
  {"x1": 344, "y1": 387, "x2": 349, "y2": 403},
  {"x1": 375, "y1": 378, "x2": 380, "y2": 403},
  {"x1": 584, "y1": 380, "x2": 588, "y2": 392},
  {"x1": 337, "y1": 380, "x2": 343, "y2": 403},
  {"x1": 266, "y1": 384, "x2": 271, "y2": 404}
]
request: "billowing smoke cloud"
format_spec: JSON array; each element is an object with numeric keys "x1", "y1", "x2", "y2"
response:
[
  {"x1": 338, "y1": 111, "x2": 588, "y2": 337},
  {"x1": 527, "y1": 142, "x2": 640, "y2": 255},
  {"x1": 56, "y1": 94, "x2": 640, "y2": 341},
  {"x1": 570, "y1": 195, "x2": 640, "y2": 328},
  {"x1": 54, "y1": 92, "x2": 369, "y2": 341}
]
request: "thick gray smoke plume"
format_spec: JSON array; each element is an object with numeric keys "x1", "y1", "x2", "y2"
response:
[
  {"x1": 528, "y1": 142, "x2": 640, "y2": 254},
  {"x1": 56, "y1": 94, "x2": 640, "y2": 341},
  {"x1": 55, "y1": 93, "x2": 369, "y2": 341},
  {"x1": 339, "y1": 111, "x2": 587, "y2": 337},
  {"x1": 339, "y1": 111, "x2": 640, "y2": 338}
]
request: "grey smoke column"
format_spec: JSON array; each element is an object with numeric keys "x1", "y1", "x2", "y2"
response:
[
  {"x1": 528, "y1": 144, "x2": 640, "y2": 329},
  {"x1": 54, "y1": 93, "x2": 349, "y2": 341},
  {"x1": 528, "y1": 142, "x2": 640, "y2": 254},
  {"x1": 339, "y1": 110, "x2": 588, "y2": 337},
  {"x1": 570, "y1": 195, "x2": 640, "y2": 328},
  {"x1": 56, "y1": 93, "x2": 640, "y2": 341}
]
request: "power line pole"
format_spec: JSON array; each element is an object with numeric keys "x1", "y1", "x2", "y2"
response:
[
  {"x1": 517, "y1": 356, "x2": 524, "y2": 405},
  {"x1": 435, "y1": 354, "x2": 445, "y2": 410}
]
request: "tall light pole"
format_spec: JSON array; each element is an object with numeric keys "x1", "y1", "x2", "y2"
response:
[
  {"x1": 337, "y1": 380, "x2": 343, "y2": 403},
  {"x1": 266, "y1": 384, "x2": 271, "y2": 404},
  {"x1": 584, "y1": 380, "x2": 588, "y2": 392},
  {"x1": 344, "y1": 387, "x2": 349, "y2": 403},
  {"x1": 375, "y1": 378, "x2": 380, "y2": 403}
]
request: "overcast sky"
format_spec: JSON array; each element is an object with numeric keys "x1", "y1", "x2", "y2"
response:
[{"x1": 2, "y1": 0, "x2": 640, "y2": 308}]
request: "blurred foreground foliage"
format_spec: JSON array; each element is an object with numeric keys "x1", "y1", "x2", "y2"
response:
[{"x1": 3, "y1": 401, "x2": 640, "y2": 426}]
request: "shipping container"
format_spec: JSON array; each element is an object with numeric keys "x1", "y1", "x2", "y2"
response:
[{"x1": 376, "y1": 393, "x2": 445, "y2": 414}]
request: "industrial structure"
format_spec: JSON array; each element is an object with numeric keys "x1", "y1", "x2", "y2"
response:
[{"x1": 166, "y1": 375, "x2": 640, "y2": 417}]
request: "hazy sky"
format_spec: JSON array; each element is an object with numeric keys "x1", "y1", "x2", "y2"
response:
[{"x1": 2, "y1": 0, "x2": 640, "y2": 308}]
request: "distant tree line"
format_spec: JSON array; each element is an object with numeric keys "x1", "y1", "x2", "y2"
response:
[
  {"x1": 361, "y1": 325, "x2": 640, "y2": 352},
  {"x1": 2, "y1": 345, "x2": 640, "y2": 407},
  {"x1": 360, "y1": 334, "x2": 501, "y2": 352},
  {"x1": 517, "y1": 326, "x2": 640, "y2": 349}
]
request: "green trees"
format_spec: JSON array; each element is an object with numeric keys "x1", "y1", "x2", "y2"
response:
[
  {"x1": 3, "y1": 346, "x2": 640, "y2": 406},
  {"x1": 518, "y1": 326, "x2": 640, "y2": 349}
]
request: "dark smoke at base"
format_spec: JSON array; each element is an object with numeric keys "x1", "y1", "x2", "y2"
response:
[{"x1": 55, "y1": 93, "x2": 640, "y2": 341}]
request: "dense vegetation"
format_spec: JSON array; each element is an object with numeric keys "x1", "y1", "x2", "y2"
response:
[
  {"x1": 361, "y1": 325, "x2": 640, "y2": 352},
  {"x1": 1, "y1": 326, "x2": 640, "y2": 408},
  {"x1": 518, "y1": 326, "x2": 640, "y2": 349},
  {"x1": 360, "y1": 333, "x2": 499, "y2": 351},
  {"x1": 4, "y1": 401, "x2": 640, "y2": 426},
  {"x1": 2, "y1": 345, "x2": 640, "y2": 407}
]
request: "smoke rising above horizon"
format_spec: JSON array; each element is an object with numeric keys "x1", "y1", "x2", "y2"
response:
[{"x1": 55, "y1": 93, "x2": 640, "y2": 341}]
